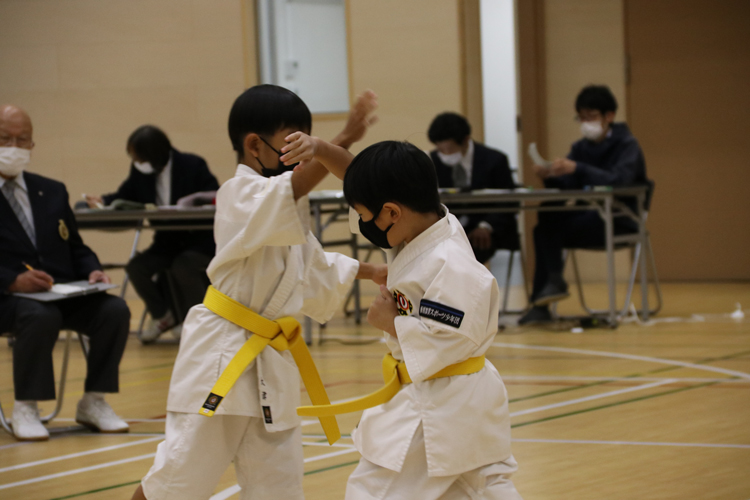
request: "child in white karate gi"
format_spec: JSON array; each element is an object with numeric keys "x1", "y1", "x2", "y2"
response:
[
  {"x1": 131, "y1": 85, "x2": 382, "y2": 500},
  {"x1": 313, "y1": 140, "x2": 523, "y2": 499}
]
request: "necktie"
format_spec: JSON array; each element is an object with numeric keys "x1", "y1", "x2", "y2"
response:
[
  {"x1": 2, "y1": 180, "x2": 36, "y2": 246},
  {"x1": 452, "y1": 164, "x2": 468, "y2": 188}
]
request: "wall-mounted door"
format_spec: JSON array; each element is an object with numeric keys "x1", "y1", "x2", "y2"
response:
[{"x1": 625, "y1": 0, "x2": 750, "y2": 280}]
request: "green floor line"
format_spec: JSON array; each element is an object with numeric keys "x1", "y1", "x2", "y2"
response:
[
  {"x1": 511, "y1": 381, "x2": 718, "y2": 429},
  {"x1": 507, "y1": 349, "x2": 750, "y2": 404},
  {"x1": 47, "y1": 480, "x2": 141, "y2": 500}
]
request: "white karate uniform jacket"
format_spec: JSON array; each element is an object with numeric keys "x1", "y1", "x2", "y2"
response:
[
  {"x1": 352, "y1": 209, "x2": 513, "y2": 477},
  {"x1": 166, "y1": 165, "x2": 359, "y2": 432}
]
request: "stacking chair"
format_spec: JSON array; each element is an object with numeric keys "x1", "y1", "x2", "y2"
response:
[
  {"x1": 565, "y1": 180, "x2": 662, "y2": 320},
  {"x1": 495, "y1": 227, "x2": 530, "y2": 316},
  {"x1": 0, "y1": 330, "x2": 89, "y2": 436}
]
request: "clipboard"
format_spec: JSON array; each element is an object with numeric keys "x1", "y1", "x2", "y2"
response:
[{"x1": 12, "y1": 280, "x2": 119, "y2": 302}]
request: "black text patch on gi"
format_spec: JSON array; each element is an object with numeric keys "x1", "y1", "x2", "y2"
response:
[{"x1": 419, "y1": 299, "x2": 465, "y2": 328}]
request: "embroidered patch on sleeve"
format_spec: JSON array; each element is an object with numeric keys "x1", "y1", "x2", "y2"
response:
[
  {"x1": 419, "y1": 299, "x2": 465, "y2": 328},
  {"x1": 392, "y1": 289, "x2": 413, "y2": 316}
]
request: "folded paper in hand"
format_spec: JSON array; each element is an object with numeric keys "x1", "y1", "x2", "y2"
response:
[{"x1": 528, "y1": 143, "x2": 552, "y2": 168}]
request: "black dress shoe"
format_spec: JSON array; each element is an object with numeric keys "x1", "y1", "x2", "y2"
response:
[
  {"x1": 533, "y1": 279, "x2": 570, "y2": 306},
  {"x1": 518, "y1": 306, "x2": 554, "y2": 326}
]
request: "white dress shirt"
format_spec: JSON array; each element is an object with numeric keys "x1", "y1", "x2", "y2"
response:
[
  {"x1": 459, "y1": 139, "x2": 475, "y2": 186},
  {"x1": 0, "y1": 174, "x2": 35, "y2": 234},
  {"x1": 155, "y1": 157, "x2": 172, "y2": 206}
]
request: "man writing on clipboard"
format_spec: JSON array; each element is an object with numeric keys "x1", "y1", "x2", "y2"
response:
[{"x1": 0, "y1": 104, "x2": 131, "y2": 441}]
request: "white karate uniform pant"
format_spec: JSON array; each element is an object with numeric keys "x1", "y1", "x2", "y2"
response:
[
  {"x1": 141, "y1": 412, "x2": 303, "y2": 500},
  {"x1": 346, "y1": 425, "x2": 523, "y2": 500}
]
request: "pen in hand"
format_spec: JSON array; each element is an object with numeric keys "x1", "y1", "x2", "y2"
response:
[{"x1": 23, "y1": 262, "x2": 54, "y2": 286}]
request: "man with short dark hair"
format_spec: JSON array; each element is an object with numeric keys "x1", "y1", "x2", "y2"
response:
[
  {"x1": 87, "y1": 126, "x2": 219, "y2": 342},
  {"x1": 519, "y1": 85, "x2": 649, "y2": 325},
  {"x1": 0, "y1": 104, "x2": 131, "y2": 440},
  {"x1": 428, "y1": 112, "x2": 518, "y2": 264}
]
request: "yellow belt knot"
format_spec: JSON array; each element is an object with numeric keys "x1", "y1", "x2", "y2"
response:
[{"x1": 199, "y1": 286, "x2": 341, "y2": 445}]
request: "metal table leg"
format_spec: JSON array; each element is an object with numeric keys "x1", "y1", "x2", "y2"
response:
[
  {"x1": 604, "y1": 196, "x2": 617, "y2": 326},
  {"x1": 638, "y1": 193, "x2": 650, "y2": 321}
]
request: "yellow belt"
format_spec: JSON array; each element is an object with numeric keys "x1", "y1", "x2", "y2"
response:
[
  {"x1": 199, "y1": 286, "x2": 341, "y2": 445},
  {"x1": 297, "y1": 353, "x2": 485, "y2": 418}
]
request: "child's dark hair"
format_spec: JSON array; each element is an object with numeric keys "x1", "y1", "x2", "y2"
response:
[
  {"x1": 344, "y1": 141, "x2": 443, "y2": 217},
  {"x1": 427, "y1": 112, "x2": 471, "y2": 145},
  {"x1": 575, "y1": 85, "x2": 618, "y2": 115},
  {"x1": 228, "y1": 84, "x2": 312, "y2": 160},
  {"x1": 127, "y1": 125, "x2": 172, "y2": 169}
]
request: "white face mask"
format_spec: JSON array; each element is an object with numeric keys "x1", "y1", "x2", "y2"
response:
[
  {"x1": 437, "y1": 151, "x2": 463, "y2": 167},
  {"x1": 133, "y1": 160, "x2": 155, "y2": 175},
  {"x1": 0, "y1": 147, "x2": 31, "y2": 178},
  {"x1": 580, "y1": 121, "x2": 605, "y2": 141}
]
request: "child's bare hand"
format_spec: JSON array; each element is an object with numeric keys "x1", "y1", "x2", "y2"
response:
[
  {"x1": 340, "y1": 90, "x2": 379, "y2": 146},
  {"x1": 367, "y1": 284, "x2": 399, "y2": 337},
  {"x1": 281, "y1": 132, "x2": 318, "y2": 168},
  {"x1": 371, "y1": 264, "x2": 388, "y2": 286}
]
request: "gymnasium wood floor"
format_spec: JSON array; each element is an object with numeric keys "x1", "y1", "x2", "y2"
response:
[{"x1": 1, "y1": 283, "x2": 749, "y2": 500}]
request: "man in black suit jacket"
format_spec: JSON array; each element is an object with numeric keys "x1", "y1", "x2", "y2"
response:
[
  {"x1": 88, "y1": 125, "x2": 220, "y2": 342},
  {"x1": 428, "y1": 112, "x2": 519, "y2": 263},
  {"x1": 0, "y1": 105, "x2": 130, "y2": 441}
]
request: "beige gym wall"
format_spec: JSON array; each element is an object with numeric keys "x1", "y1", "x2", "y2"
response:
[
  {"x1": 518, "y1": 0, "x2": 631, "y2": 283},
  {"x1": 0, "y1": 0, "x2": 468, "y2": 285}
]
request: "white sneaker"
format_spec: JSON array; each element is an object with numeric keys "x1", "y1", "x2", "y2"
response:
[
  {"x1": 169, "y1": 323, "x2": 183, "y2": 340},
  {"x1": 140, "y1": 310, "x2": 176, "y2": 343},
  {"x1": 75, "y1": 394, "x2": 129, "y2": 433},
  {"x1": 12, "y1": 401, "x2": 49, "y2": 441}
]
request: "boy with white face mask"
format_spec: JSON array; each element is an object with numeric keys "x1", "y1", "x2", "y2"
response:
[
  {"x1": 520, "y1": 85, "x2": 650, "y2": 325},
  {"x1": 427, "y1": 112, "x2": 518, "y2": 265}
]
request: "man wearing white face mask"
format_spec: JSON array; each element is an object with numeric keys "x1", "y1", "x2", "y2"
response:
[
  {"x1": 519, "y1": 85, "x2": 649, "y2": 325},
  {"x1": 0, "y1": 104, "x2": 131, "y2": 440},
  {"x1": 428, "y1": 112, "x2": 518, "y2": 264},
  {"x1": 87, "y1": 125, "x2": 220, "y2": 343}
]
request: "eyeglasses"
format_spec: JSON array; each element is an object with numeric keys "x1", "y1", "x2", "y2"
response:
[
  {"x1": 574, "y1": 112, "x2": 602, "y2": 123},
  {"x1": 0, "y1": 135, "x2": 34, "y2": 148}
]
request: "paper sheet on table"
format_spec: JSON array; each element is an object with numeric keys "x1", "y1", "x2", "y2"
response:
[{"x1": 528, "y1": 143, "x2": 552, "y2": 168}]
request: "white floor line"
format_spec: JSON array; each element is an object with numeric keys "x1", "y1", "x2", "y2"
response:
[
  {"x1": 502, "y1": 375, "x2": 748, "y2": 384},
  {"x1": 209, "y1": 446, "x2": 359, "y2": 500},
  {"x1": 303, "y1": 446, "x2": 358, "y2": 463},
  {"x1": 302, "y1": 441, "x2": 354, "y2": 448},
  {"x1": 493, "y1": 342, "x2": 750, "y2": 381},
  {"x1": 0, "y1": 453, "x2": 155, "y2": 491},
  {"x1": 512, "y1": 438, "x2": 750, "y2": 449},
  {"x1": 510, "y1": 379, "x2": 676, "y2": 417},
  {"x1": 54, "y1": 418, "x2": 166, "y2": 423},
  {"x1": 0, "y1": 436, "x2": 162, "y2": 474}
]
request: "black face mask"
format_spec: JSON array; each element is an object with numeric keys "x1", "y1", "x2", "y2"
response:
[
  {"x1": 257, "y1": 137, "x2": 298, "y2": 178},
  {"x1": 358, "y1": 207, "x2": 394, "y2": 249}
]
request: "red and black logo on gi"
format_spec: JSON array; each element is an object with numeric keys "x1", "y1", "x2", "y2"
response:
[{"x1": 392, "y1": 289, "x2": 413, "y2": 316}]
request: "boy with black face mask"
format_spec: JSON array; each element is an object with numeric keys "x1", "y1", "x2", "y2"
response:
[
  {"x1": 300, "y1": 141, "x2": 523, "y2": 499},
  {"x1": 131, "y1": 85, "x2": 383, "y2": 500}
]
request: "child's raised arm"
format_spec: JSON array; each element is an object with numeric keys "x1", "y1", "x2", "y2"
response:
[{"x1": 284, "y1": 90, "x2": 378, "y2": 200}]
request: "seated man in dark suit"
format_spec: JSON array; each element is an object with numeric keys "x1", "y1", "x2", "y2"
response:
[
  {"x1": 428, "y1": 112, "x2": 518, "y2": 263},
  {"x1": 0, "y1": 104, "x2": 131, "y2": 441},
  {"x1": 519, "y1": 85, "x2": 649, "y2": 325},
  {"x1": 87, "y1": 126, "x2": 219, "y2": 342}
]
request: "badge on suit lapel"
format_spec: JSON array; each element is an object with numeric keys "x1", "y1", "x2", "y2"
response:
[{"x1": 58, "y1": 219, "x2": 69, "y2": 241}]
